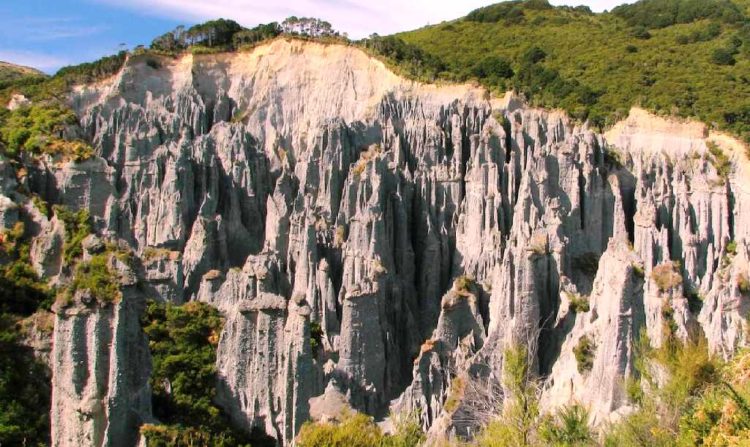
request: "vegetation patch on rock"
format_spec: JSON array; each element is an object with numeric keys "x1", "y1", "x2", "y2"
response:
[
  {"x1": 651, "y1": 261, "x2": 683, "y2": 292},
  {"x1": 566, "y1": 292, "x2": 590, "y2": 313},
  {"x1": 573, "y1": 335, "x2": 596, "y2": 373},
  {"x1": 0, "y1": 104, "x2": 93, "y2": 161},
  {"x1": 55, "y1": 206, "x2": 92, "y2": 264},
  {"x1": 140, "y1": 300, "x2": 258, "y2": 446},
  {"x1": 58, "y1": 254, "x2": 121, "y2": 307}
]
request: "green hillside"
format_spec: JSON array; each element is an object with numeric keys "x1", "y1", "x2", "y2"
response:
[
  {"x1": 0, "y1": 62, "x2": 45, "y2": 89},
  {"x1": 396, "y1": 0, "x2": 750, "y2": 141}
]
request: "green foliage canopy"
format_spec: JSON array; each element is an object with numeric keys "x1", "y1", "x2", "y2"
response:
[
  {"x1": 0, "y1": 223, "x2": 51, "y2": 446},
  {"x1": 397, "y1": 0, "x2": 750, "y2": 140},
  {"x1": 612, "y1": 0, "x2": 745, "y2": 29},
  {"x1": 296, "y1": 411, "x2": 425, "y2": 447},
  {"x1": 140, "y1": 300, "x2": 258, "y2": 446},
  {"x1": 0, "y1": 314, "x2": 50, "y2": 447}
]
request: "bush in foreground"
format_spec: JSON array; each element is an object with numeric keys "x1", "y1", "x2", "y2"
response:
[{"x1": 297, "y1": 411, "x2": 424, "y2": 447}]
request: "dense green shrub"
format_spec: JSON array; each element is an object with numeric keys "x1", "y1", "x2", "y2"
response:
[
  {"x1": 60, "y1": 254, "x2": 120, "y2": 305},
  {"x1": 0, "y1": 223, "x2": 51, "y2": 315},
  {"x1": 567, "y1": 293, "x2": 590, "y2": 313},
  {"x1": 54, "y1": 206, "x2": 92, "y2": 264},
  {"x1": 726, "y1": 239, "x2": 738, "y2": 256},
  {"x1": 612, "y1": 0, "x2": 745, "y2": 29},
  {"x1": 538, "y1": 404, "x2": 594, "y2": 447},
  {"x1": 676, "y1": 22, "x2": 722, "y2": 44},
  {"x1": 2, "y1": 51, "x2": 126, "y2": 103},
  {"x1": 296, "y1": 410, "x2": 424, "y2": 447},
  {"x1": 466, "y1": 0, "x2": 556, "y2": 23},
  {"x1": 362, "y1": 35, "x2": 447, "y2": 81},
  {"x1": 55, "y1": 51, "x2": 127, "y2": 85},
  {"x1": 467, "y1": 1, "x2": 527, "y2": 24},
  {"x1": 140, "y1": 423, "x2": 262, "y2": 447},
  {"x1": 0, "y1": 257, "x2": 51, "y2": 315},
  {"x1": 140, "y1": 301, "x2": 257, "y2": 446},
  {"x1": 0, "y1": 63, "x2": 45, "y2": 86},
  {"x1": 707, "y1": 141, "x2": 732, "y2": 182},
  {"x1": 678, "y1": 350, "x2": 750, "y2": 445},
  {"x1": 521, "y1": 46, "x2": 547, "y2": 64},
  {"x1": 472, "y1": 56, "x2": 515, "y2": 88},
  {"x1": 0, "y1": 314, "x2": 51, "y2": 447},
  {"x1": 605, "y1": 335, "x2": 721, "y2": 446},
  {"x1": 0, "y1": 223, "x2": 51, "y2": 446},
  {"x1": 0, "y1": 104, "x2": 92, "y2": 161},
  {"x1": 2, "y1": 52, "x2": 119, "y2": 107},
  {"x1": 298, "y1": 412, "x2": 380, "y2": 447},
  {"x1": 631, "y1": 25, "x2": 653, "y2": 40},
  {"x1": 685, "y1": 289, "x2": 704, "y2": 314},
  {"x1": 711, "y1": 47, "x2": 737, "y2": 65},
  {"x1": 511, "y1": 48, "x2": 601, "y2": 122}
]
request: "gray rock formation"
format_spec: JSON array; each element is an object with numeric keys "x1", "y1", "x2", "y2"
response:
[
  {"x1": 541, "y1": 240, "x2": 645, "y2": 422},
  {"x1": 2, "y1": 39, "x2": 748, "y2": 445},
  {"x1": 50, "y1": 252, "x2": 151, "y2": 447},
  {"x1": 394, "y1": 278, "x2": 485, "y2": 433}
]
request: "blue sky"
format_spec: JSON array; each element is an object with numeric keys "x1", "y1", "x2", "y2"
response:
[{"x1": 0, "y1": 0, "x2": 628, "y2": 73}]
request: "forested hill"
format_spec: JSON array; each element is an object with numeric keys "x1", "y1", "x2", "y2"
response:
[
  {"x1": 0, "y1": 62, "x2": 45, "y2": 88},
  {"x1": 396, "y1": 0, "x2": 750, "y2": 142}
]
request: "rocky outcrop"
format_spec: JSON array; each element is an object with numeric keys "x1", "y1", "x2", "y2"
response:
[
  {"x1": 541, "y1": 240, "x2": 645, "y2": 422},
  {"x1": 202, "y1": 252, "x2": 313, "y2": 443},
  {"x1": 50, "y1": 253, "x2": 151, "y2": 447},
  {"x1": 394, "y1": 279, "x2": 485, "y2": 433},
  {"x1": 2, "y1": 39, "x2": 746, "y2": 445}
]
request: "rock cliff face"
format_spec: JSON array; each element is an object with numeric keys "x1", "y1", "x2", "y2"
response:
[
  {"x1": 7, "y1": 38, "x2": 750, "y2": 445},
  {"x1": 50, "y1": 247, "x2": 151, "y2": 447}
]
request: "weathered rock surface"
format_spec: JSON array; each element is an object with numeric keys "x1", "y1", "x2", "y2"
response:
[
  {"x1": 2, "y1": 39, "x2": 748, "y2": 445},
  {"x1": 541, "y1": 240, "x2": 645, "y2": 422},
  {"x1": 393, "y1": 279, "x2": 485, "y2": 434},
  {"x1": 50, "y1": 254, "x2": 151, "y2": 447}
]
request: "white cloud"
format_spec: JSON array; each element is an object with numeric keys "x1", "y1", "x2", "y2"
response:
[
  {"x1": 0, "y1": 50, "x2": 70, "y2": 72},
  {"x1": 95, "y1": 0, "x2": 631, "y2": 38}
]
